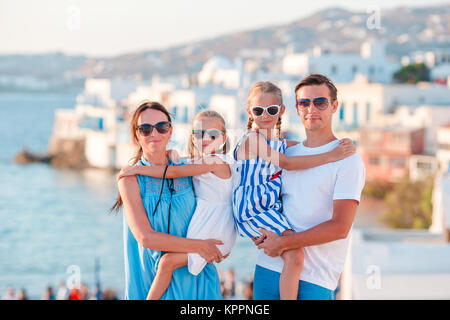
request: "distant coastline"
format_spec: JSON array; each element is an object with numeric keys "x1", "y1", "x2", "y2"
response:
[{"x1": 0, "y1": 85, "x2": 84, "y2": 95}]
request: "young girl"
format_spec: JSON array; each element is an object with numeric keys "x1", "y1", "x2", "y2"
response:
[
  {"x1": 233, "y1": 81, "x2": 355, "y2": 300},
  {"x1": 118, "y1": 110, "x2": 237, "y2": 300}
]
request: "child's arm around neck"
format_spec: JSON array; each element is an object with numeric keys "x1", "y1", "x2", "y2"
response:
[
  {"x1": 235, "y1": 131, "x2": 355, "y2": 170},
  {"x1": 118, "y1": 155, "x2": 230, "y2": 180}
]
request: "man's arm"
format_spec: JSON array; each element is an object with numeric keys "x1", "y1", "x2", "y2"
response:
[{"x1": 258, "y1": 199, "x2": 359, "y2": 257}]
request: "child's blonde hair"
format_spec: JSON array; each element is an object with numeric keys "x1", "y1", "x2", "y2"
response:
[
  {"x1": 246, "y1": 81, "x2": 283, "y2": 136},
  {"x1": 187, "y1": 110, "x2": 230, "y2": 158}
]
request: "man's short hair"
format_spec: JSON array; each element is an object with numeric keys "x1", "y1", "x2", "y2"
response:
[{"x1": 294, "y1": 74, "x2": 338, "y2": 101}]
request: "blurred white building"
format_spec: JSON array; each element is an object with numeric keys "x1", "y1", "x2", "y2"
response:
[
  {"x1": 198, "y1": 56, "x2": 248, "y2": 90},
  {"x1": 282, "y1": 40, "x2": 399, "y2": 83},
  {"x1": 52, "y1": 78, "x2": 141, "y2": 169},
  {"x1": 334, "y1": 79, "x2": 450, "y2": 142},
  {"x1": 119, "y1": 56, "x2": 309, "y2": 152},
  {"x1": 50, "y1": 49, "x2": 450, "y2": 172},
  {"x1": 401, "y1": 49, "x2": 450, "y2": 69}
]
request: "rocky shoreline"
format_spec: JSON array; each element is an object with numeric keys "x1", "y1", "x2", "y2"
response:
[{"x1": 14, "y1": 137, "x2": 91, "y2": 170}]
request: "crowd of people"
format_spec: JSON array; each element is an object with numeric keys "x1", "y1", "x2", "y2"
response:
[
  {"x1": 1, "y1": 282, "x2": 119, "y2": 300},
  {"x1": 1, "y1": 267, "x2": 253, "y2": 300},
  {"x1": 218, "y1": 268, "x2": 253, "y2": 300}
]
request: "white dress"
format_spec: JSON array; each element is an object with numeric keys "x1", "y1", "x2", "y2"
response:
[{"x1": 186, "y1": 154, "x2": 237, "y2": 276}]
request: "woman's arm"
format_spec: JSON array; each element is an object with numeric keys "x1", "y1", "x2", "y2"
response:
[
  {"x1": 118, "y1": 176, "x2": 224, "y2": 262},
  {"x1": 118, "y1": 156, "x2": 228, "y2": 180},
  {"x1": 245, "y1": 132, "x2": 356, "y2": 170}
]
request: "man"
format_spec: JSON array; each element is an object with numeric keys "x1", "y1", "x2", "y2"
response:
[{"x1": 254, "y1": 74, "x2": 366, "y2": 300}]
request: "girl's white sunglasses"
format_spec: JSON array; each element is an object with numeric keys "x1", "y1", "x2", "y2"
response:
[{"x1": 251, "y1": 105, "x2": 280, "y2": 117}]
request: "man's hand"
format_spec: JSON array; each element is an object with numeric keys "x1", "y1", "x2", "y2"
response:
[
  {"x1": 257, "y1": 229, "x2": 284, "y2": 257},
  {"x1": 251, "y1": 235, "x2": 266, "y2": 246}
]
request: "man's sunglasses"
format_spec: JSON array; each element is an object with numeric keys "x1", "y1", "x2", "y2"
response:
[
  {"x1": 136, "y1": 121, "x2": 171, "y2": 136},
  {"x1": 296, "y1": 97, "x2": 335, "y2": 111},
  {"x1": 251, "y1": 105, "x2": 281, "y2": 117},
  {"x1": 192, "y1": 129, "x2": 224, "y2": 140}
]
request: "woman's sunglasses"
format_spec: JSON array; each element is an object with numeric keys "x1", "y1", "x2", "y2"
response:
[
  {"x1": 136, "y1": 121, "x2": 171, "y2": 136},
  {"x1": 192, "y1": 129, "x2": 224, "y2": 140},
  {"x1": 251, "y1": 105, "x2": 280, "y2": 117},
  {"x1": 296, "y1": 97, "x2": 334, "y2": 111}
]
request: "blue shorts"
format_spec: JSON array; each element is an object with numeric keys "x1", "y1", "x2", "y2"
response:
[{"x1": 253, "y1": 265, "x2": 335, "y2": 300}]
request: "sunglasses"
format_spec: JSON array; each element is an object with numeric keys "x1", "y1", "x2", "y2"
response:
[
  {"x1": 192, "y1": 129, "x2": 224, "y2": 140},
  {"x1": 296, "y1": 97, "x2": 334, "y2": 111},
  {"x1": 136, "y1": 121, "x2": 171, "y2": 136},
  {"x1": 251, "y1": 105, "x2": 281, "y2": 117}
]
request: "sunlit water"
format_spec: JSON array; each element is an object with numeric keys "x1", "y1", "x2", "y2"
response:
[{"x1": 0, "y1": 92, "x2": 258, "y2": 299}]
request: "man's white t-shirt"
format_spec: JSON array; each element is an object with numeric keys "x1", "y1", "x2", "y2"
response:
[{"x1": 256, "y1": 139, "x2": 366, "y2": 291}]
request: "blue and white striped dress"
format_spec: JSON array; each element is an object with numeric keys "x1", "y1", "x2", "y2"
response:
[{"x1": 232, "y1": 132, "x2": 293, "y2": 238}]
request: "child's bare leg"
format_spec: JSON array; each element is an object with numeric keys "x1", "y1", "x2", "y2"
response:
[
  {"x1": 147, "y1": 252, "x2": 187, "y2": 300},
  {"x1": 280, "y1": 229, "x2": 304, "y2": 300}
]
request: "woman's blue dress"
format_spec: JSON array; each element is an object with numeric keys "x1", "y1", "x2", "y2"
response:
[{"x1": 123, "y1": 155, "x2": 223, "y2": 300}]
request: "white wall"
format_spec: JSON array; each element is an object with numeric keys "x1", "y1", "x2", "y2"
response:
[
  {"x1": 349, "y1": 229, "x2": 450, "y2": 299},
  {"x1": 53, "y1": 109, "x2": 84, "y2": 139},
  {"x1": 115, "y1": 141, "x2": 138, "y2": 168},
  {"x1": 85, "y1": 131, "x2": 111, "y2": 168},
  {"x1": 437, "y1": 127, "x2": 450, "y2": 172},
  {"x1": 335, "y1": 82, "x2": 385, "y2": 128},
  {"x1": 335, "y1": 82, "x2": 450, "y2": 132},
  {"x1": 125, "y1": 85, "x2": 173, "y2": 109},
  {"x1": 282, "y1": 53, "x2": 309, "y2": 75}
]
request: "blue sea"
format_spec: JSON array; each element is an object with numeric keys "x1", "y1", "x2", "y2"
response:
[{"x1": 0, "y1": 92, "x2": 258, "y2": 299}]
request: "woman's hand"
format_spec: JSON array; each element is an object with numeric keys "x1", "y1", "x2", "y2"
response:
[
  {"x1": 218, "y1": 253, "x2": 230, "y2": 263},
  {"x1": 117, "y1": 165, "x2": 141, "y2": 181},
  {"x1": 197, "y1": 239, "x2": 224, "y2": 263},
  {"x1": 329, "y1": 138, "x2": 356, "y2": 162}
]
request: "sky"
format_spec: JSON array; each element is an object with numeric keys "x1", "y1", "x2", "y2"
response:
[{"x1": 0, "y1": 0, "x2": 447, "y2": 57}]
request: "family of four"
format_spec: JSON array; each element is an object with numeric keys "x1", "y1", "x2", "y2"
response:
[{"x1": 111, "y1": 73, "x2": 366, "y2": 300}]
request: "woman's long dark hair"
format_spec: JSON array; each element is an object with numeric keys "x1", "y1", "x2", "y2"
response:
[{"x1": 110, "y1": 101, "x2": 172, "y2": 214}]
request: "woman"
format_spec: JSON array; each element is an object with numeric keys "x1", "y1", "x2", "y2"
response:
[{"x1": 111, "y1": 101, "x2": 224, "y2": 300}]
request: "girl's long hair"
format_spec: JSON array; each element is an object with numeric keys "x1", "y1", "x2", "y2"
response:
[{"x1": 110, "y1": 101, "x2": 172, "y2": 214}]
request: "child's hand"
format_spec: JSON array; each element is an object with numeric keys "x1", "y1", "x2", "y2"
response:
[
  {"x1": 117, "y1": 165, "x2": 140, "y2": 181},
  {"x1": 167, "y1": 149, "x2": 180, "y2": 163},
  {"x1": 329, "y1": 138, "x2": 356, "y2": 161}
]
